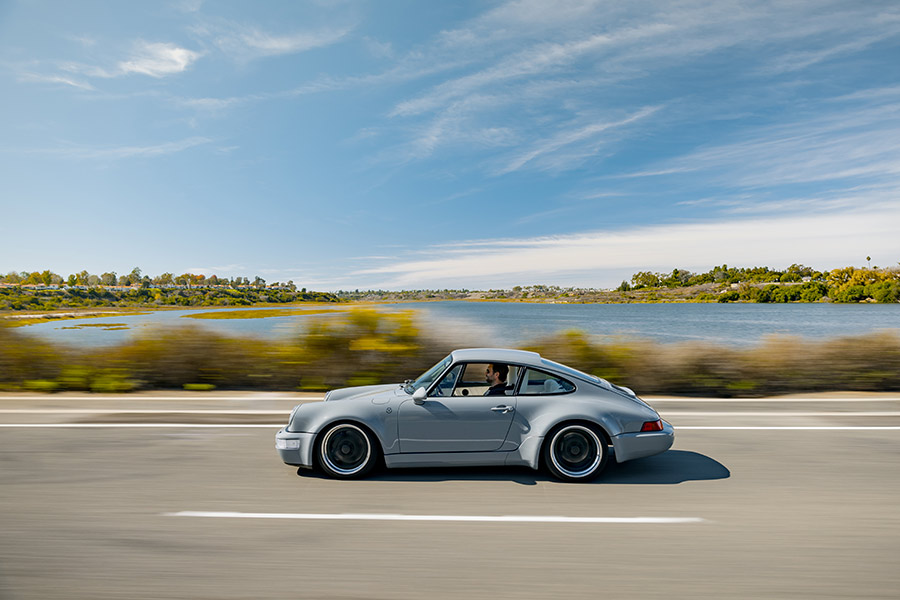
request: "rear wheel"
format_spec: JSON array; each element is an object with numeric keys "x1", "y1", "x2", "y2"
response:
[
  {"x1": 543, "y1": 423, "x2": 608, "y2": 482},
  {"x1": 316, "y1": 423, "x2": 378, "y2": 479}
]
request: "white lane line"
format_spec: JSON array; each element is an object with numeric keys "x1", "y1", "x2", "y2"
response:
[
  {"x1": 650, "y1": 397, "x2": 900, "y2": 402},
  {"x1": 0, "y1": 396, "x2": 323, "y2": 402},
  {"x1": 2, "y1": 409, "x2": 897, "y2": 417},
  {"x1": 678, "y1": 426, "x2": 900, "y2": 430},
  {"x1": 0, "y1": 423, "x2": 282, "y2": 428},
  {"x1": 0, "y1": 409, "x2": 288, "y2": 414},
  {"x1": 1, "y1": 424, "x2": 898, "y2": 430},
  {"x1": 5, "y1": 409, "x2": 898, "y2": 419},
  {"x1": 660, "y1": 411, "x2": 900, "y2": 417},
  {"x1": 164, "y1": 511, "x2": 706, "y2": 524}
]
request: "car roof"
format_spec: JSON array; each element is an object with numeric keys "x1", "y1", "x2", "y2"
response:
[{"x1": 450, "y1": 348, "x2": 544, "y2": 367}]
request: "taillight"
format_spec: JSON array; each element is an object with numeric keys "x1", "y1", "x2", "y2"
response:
[{"x1": 640, "y1": 420, "x2": 663, "y2": 432}]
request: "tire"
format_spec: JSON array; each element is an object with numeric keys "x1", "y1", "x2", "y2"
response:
[
  {"x1": 316, "y1": 422, "x2": 379, "y2": 479},
  {"x1": 543, "y1": 423, "x2": 608, "y2": 482}
]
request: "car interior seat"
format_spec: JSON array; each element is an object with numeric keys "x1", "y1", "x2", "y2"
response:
[{"x1": 543, "y1": 379, "x2": 561, "y2": 393}]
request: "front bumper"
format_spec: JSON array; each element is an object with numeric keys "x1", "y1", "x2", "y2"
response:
[
  {"x1": 275, "y1": 428, "x2": 316, "y2": 468},
  {"x1": 612, "y1": 420, "x2": 675, "y2": 463}
]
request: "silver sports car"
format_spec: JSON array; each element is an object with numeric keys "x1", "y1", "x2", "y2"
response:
[{"x1": 275, "y1": 348, "x2": 673, "y2": 482}]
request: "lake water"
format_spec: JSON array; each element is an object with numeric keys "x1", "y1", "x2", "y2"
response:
[{"x1": 14, "y1": 302, "x2": 900, "y2": 348}]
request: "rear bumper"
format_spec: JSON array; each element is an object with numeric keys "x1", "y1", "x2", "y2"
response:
[
  {"x1": 275, "y1": 429, "x2": 316, "y2": 468},
  {"x1": 612, "y1": 420, "x2": 674, "y2": 463}
]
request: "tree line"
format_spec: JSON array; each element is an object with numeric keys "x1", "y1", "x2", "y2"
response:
[
  {"x1": 1, "y1": 267, "x2": 305, "y2": 291},
  {"x1": 0, "y1": 267, "x2": 338, "y2": 310},
  {"x1": 620, "y1": 263, "x2": 900, "y2": 303},
  {"x1": 2, "y1": 262, "x2": 899, "y2": 309}
]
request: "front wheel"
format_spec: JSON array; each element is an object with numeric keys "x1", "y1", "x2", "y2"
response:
[
  {"x1": 543, "y1": 424, "x2": 608, "y2": 482},
  {"x1": 316, "y1": 423, "x2": 379, "y2": 479}
]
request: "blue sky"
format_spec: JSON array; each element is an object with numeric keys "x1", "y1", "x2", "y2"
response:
[{"x1": 1, "y1": 0, "x2": 899, "y2": 290}]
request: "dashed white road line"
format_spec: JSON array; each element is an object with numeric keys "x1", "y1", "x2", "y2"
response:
[
  {"x1": 2, "y1": 409, "x2": 897, "y2": 417},
  {"x1": 0, "y1": 409, "x2": 288, "y2": 414},
  {"x1": 659, "y1": 411, "x2": 900, "y2": 416},
  {"x1": 0, "y1": 396, "x2": 322, "y2": 402},
  {"x1": 677, "y1": 426, "x2": 900, "y2": 430},
  {"x1": 0, "y1": 423, "x2": 283, "y2": 428},
  {"x1": 0, "y1": 396, "x2": 897, "y2": 402},
  {"x1": 650, "y1": 397, "x2": 900, "y2": 402},
  {"x1": 164, "y1": 511, "x2": 707, "y2": 524},
  {"x1": 1, "y1": 424, "x2": 898, "y2": 430}
]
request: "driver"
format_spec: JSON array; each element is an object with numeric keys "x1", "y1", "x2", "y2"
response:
[{"x1": 484, "y1": 363, "x2": 509, "y2": 396}]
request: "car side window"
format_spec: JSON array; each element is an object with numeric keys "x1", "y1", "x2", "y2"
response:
[
  {"x1": 518, "y1": 368, "x2": 575, "y2": 395},
  {"x1": 430, "y1": 364, "x2": 462, "y2": 397},
  {"x1": 451, "y1": 363, "x2": 492, "y2": 397}
]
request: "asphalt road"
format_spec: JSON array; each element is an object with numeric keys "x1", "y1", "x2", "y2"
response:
[{"x1": 1, "y1": 393, "x2": 899, "y2": 599}]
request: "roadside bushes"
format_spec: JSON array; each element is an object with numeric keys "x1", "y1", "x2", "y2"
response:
[
  {"x1": 0, "y1": 310, "x2": 455, "y2": 393},
  {"x1": 525, "y1": 330, "x2": 900, "y2": 396},
  {"x1": 2, "y1": 314, "x2": 899, "y2": 396}
]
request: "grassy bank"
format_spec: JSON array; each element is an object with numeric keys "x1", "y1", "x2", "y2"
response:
[{"x1": 1, "y1": 310, "x2": 898, "y2": 396}]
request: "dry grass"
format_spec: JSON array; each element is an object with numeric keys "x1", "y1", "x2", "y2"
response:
[
  {"x1": 180, "y1": 308, "x2": 344, "y2": 320},
  {"x1": 2, "y1": 315, "x2": 898, "y2": 396},
  {"x1": 524, "y1": 330, "x2": 900, "y2": 396}
]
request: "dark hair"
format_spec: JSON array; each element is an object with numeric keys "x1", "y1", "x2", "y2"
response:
[{"x1": 491, "y1": 363, "x2": 509, "y2": 382}]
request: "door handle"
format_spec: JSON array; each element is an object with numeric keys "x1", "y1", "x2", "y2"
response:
[{"x1": 491, "y1": 405, "x2": 514, "y2": 414}]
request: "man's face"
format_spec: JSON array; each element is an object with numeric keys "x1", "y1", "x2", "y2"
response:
[{"x1": 485, "y1": 365, "x2": 498, "y2": 385}]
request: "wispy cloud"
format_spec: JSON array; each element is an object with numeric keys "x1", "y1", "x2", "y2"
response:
[
  {"x1": 353, "y1": 205, "x2": 900, "y2": 289},
  {"x1": 197, "y1": 20, "x2": 352, "y2": 61},
  {"x1": 118, "y1": 42, "x2": 202, "y2": 77},
  {"x1": 238, "y1": 27, "x2": 350, "y2": 56},
  {"x1": 364, "y1": 0, "x2": 900, "y2": 175},
  {"x1": 18, "y1": 136, "x2": 213, "y2": 160},
  {"x1": 17, "y1": 72, "x2": 94, "y2": 90},
  {"x1": 759, "y1": 32, "x2": 896, "y2": 74},
  {"x1": 630, "y1": 100, "x2": 900, "y2": 189},
  {"x1": 497, "y1": 106, "x2": 661, "y2": 175},
  {"x1": 52, "y1": 41, "x2": 202, "y2": 80}
]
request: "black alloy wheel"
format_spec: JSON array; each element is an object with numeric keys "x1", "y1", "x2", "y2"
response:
[
  {"x1": 317, "y1": 423, "x2": 378, "y2": 479},
  {"x1": 543, "y1": 423, "x2": 608, "y2": 482}
]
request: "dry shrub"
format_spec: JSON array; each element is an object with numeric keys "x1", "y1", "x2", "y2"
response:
[
  {"x1": 0, "y1": 324, "x2": 68, "y2": 389},
  {"x1": 287, "y1": 309, "x2": 452, "y2": 389},
  {"x1": 107, "y1": 325, "x2": 280, "y2": 389},
  {"x1": 3, "y1": 316, "x2": 898, "y2": 395},
  {"x1": 527, "y1": 329, "x2": 900, "y2": 396}
]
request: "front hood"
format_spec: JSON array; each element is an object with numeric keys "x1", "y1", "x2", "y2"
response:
[{"x1": 324, "y1": 383, "x2": 399, "y2": 402}]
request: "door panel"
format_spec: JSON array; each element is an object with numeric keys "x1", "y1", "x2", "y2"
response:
[{"x1": 397, "y1": 396, "x2": 517, "y2": 453}]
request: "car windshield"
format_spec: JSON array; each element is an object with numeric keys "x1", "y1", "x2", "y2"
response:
[{"x1": 404, "y1": 355, "x2": 452, "y2": 394}]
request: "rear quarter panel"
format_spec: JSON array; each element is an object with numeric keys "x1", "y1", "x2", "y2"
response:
[{"x1": 509, "y1": 386, "x2": 660, "y2": 445}]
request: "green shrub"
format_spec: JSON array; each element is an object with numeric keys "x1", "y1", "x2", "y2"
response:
[
  {"x1": 90, "y1": 370, "x2": 138, "y2": 393},
  {"x1": 183, "y1": 383, "x2": 216, "y2": 391},
  {"x1": 24, "y1": 379, "x2": 60, "y2": 393}
]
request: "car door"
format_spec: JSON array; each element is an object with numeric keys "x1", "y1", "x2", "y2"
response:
[{"x1": 397, "y1": 362, "x2": 518, "y2": 453}]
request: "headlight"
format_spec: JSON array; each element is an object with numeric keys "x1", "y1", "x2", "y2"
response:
[{"x1": 276, "y1": 438, "x2": 300, "y2": 450}]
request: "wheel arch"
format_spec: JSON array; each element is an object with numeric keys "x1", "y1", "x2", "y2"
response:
[
  {"x1": 539, "y1": 419, "x2": 611, "y2": 481},
  {"x1": 538, "y1": 418, "x2": 612, "y2": 469},
  {"x1": 312, "y1": 418, "x2": 385, "y2": 470}
]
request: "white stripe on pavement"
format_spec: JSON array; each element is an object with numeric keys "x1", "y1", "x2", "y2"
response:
[
  {"x1": 659, "y1": 411, "x2": 900, "y2": 416},
  {"x1": 0, "y1": 396, "x2": 897, "y2": 402},
  {"x1": 677, "y1": 426, "x2": 900, "y2": 430},
  {"x1": 1, "y1": 424, "x2": 898, "y2": 430},
  {"x1": 0, "y1": 409, "x2": 288, "y2": 414},
  {"x1": 0, "y1": 423, "x2": 282, "y2": 428},
  {"x1": 164, "y1": 511, "x2": 706, "y2": 524},
  {"x1": 650, "y1": 397, "x2": 900, "y2": 402},
  {"x1": 3, "y1": 409, "x2": 897, "y2": 417},
  {"x1": 0, "y1": 396, "x2": 323, "y2": 402}
]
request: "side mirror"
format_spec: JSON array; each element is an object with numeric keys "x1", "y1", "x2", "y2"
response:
[{"x1": 412, "y1": 387, "x2": 427, "y2": 405}]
